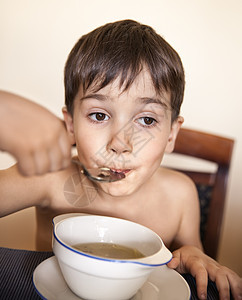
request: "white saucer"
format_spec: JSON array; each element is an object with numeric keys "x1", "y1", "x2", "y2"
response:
[{"x1": 33, "y1": 256, "x2": 190, "y2": 300}]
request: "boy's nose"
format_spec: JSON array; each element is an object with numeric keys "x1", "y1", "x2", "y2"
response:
[{"x1": 107, "y1": 130, "x2": 133, "y2": 155}]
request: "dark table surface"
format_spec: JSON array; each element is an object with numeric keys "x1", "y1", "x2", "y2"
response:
[{"x1": 0, "y1": 246, "x2": 221, "y2": 300}]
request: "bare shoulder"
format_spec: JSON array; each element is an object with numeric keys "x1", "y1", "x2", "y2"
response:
[
  {"x1": 149, "y1": 166, "x2": 199, "y2": 219},
  {"x1": 156, "y1": 167, "x2": 201, "y2": 248},
  {"x1": 156, "y1": 166, "x2": 198, "y2": 204}
]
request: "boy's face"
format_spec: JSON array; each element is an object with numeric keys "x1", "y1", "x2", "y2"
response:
[{"x1": 63, "y1": 69, "x2": 183, "y2": 196}]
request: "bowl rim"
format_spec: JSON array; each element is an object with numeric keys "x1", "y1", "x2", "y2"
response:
[{"x1": 53, "y1": 214, "x2": 172, "y2": 267}]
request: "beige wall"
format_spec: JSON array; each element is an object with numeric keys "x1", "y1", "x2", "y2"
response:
[{"x1": 0, "y1": 0, "x2": 242, "y2": 275}]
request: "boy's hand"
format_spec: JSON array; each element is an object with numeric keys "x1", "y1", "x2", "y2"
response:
[
  {"x1": 0, "y1": 91, "x2": 72, "y2": 176},
  {"x1": 167, "y1": 245, "x2": 242, "y2": 300}
]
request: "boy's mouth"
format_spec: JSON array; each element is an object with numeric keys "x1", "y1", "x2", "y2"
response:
[{"x1": 110, "y1": 168, "x2": 131, "y2": 175}]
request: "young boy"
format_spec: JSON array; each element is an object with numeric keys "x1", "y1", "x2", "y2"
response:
[{"x1": 0, "y1": 20, "x2": 241, "y2": 300}]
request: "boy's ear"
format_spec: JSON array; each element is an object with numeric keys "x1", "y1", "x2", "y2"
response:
[
  {"x1": 165, "y1": 116, "x2": 184, "y2": 153},
  {"x1": 62, "y1": 107, "x2": 76, "y2": 145}
]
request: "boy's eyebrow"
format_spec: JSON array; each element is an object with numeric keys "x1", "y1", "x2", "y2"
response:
[
  {"x1": 80, "y1": 94, "x2": 108, "y2": 101},
  {"x1": 80, "y1": 94, "x2": 170, "y2": 110},
  {"x1": 138, "y1": 97, "x2": 170, "y2": 110}
]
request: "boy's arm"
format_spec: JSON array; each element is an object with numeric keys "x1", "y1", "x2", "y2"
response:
[
  {"x1": 0, "y1": 164, "x2": 50, "y2": 217},
  {"x1": 169, "y1": 173, "x2": 203, "y2": 250},
  {"x1": 0, "y1": 90, "x2": 72, "y2": 176},
  {"x1": 167, "y1": 174, "x2": 242, "y2": 300}
]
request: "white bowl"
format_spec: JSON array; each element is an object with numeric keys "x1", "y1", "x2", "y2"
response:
[{"x1": 52, "y1": 214, "x2": 172, "y2": 300}]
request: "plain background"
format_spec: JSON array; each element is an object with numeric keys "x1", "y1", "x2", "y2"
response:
[{"x1": 0, "y1": 0, "x2": 241, "y2": 276}]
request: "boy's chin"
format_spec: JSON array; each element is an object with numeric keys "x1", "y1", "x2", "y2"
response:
[{"x1": 99, "y1": 182, "x2": 138, "y2": 198}]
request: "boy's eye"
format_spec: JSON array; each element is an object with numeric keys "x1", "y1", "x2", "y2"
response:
[
  {"x1": 137, "y1": 117, "x2": 157, "y2": 127},
  {"x1": 89, "y1": 112, "x2": 109, "y2": 122}
]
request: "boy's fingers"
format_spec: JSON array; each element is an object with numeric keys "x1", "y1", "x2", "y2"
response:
[
  {"x1": 167, "y1": 249, "x2": 180, "y2": 268},
  {"x1": 48, "y1": 143, "x2": 64, "y2": 172},
  {"x1": 195, "y1": 270, "x2": 208, "y2": 299},
  {"x1": 17, "y1": 145, "x2": 71, "y2": 176},
  {"x1": 168, "y1": 250, "x2": 208, "y2": 299},
  {"x1": 163, "y1": 246, "x2": 241, "y2": 300},
  {"x1": 207, "y1": 264, "x2": 238, "y2": 300},
  {"x1": 33, "y1": 150, "x2": 51, "y2": 175},
  {"x1": 17, "y1": 154, "x2": 36, "y2": 176},
  {"x1": 227, "y1": 271, "x2": 242, "y2": 300},
  {"x1": 167, "y1": 256, "x2": 180, "y2": 270},
  {"x1": 215, "y1": 273, "x2": 230, "y2": 300},
  {"x1": 187, "y1": 261, "x2": 208, "y2": 299},
  {"x1": 58, "y1": 132, "x2": 72, "y2": 168}
]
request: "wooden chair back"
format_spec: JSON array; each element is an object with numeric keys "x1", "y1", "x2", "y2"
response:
[{"x1": 173, "y1": 127, "x2": 234, "y2": 259}]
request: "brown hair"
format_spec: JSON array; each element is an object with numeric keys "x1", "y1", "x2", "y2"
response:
[{"x1": 64, "y1": 19, "x2": 185, "y2": 122}]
